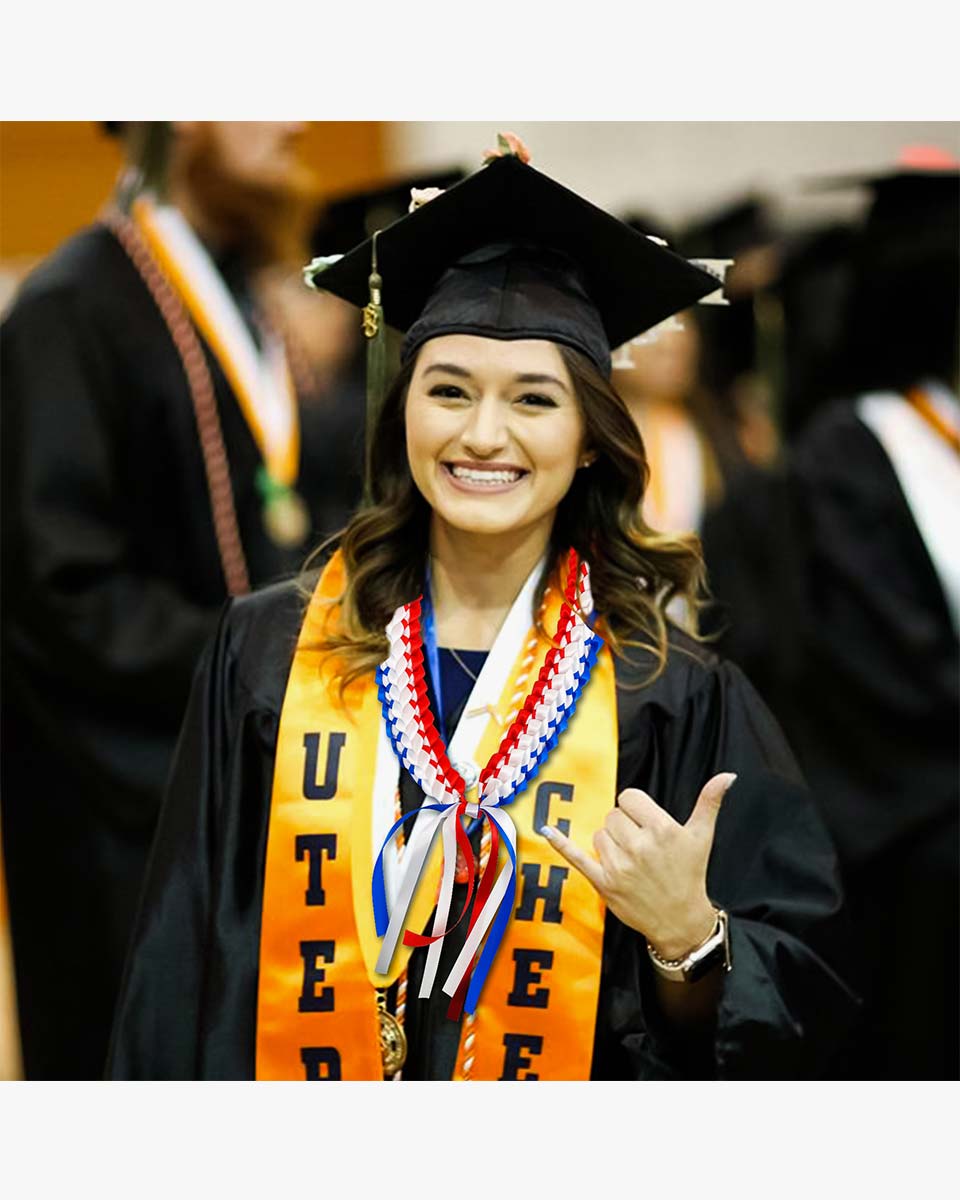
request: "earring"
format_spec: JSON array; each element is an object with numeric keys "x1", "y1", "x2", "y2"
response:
[{"x1": 579, "y1": 454, "x2": 596, "y2": 469}]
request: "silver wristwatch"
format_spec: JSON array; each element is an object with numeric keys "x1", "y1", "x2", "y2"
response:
[{"x1": 647, "y1": 908, "x2": 732, "y2": 983}]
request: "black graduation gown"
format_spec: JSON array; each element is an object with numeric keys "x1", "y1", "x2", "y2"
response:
[
  {"x1": 107, "y1": 577, "x2": 858, "y2": 1080},
  {"x1": 701, "y1": 400, "x2": 960, "y2": 1078},
  {"x1": 0, "y1": 224, "x2": 364, "y2": 1080}
]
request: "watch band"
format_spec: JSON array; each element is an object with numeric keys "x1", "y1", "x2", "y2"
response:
[{"x1": 647, "y1": 908, "x2": 732, "y2": 983}]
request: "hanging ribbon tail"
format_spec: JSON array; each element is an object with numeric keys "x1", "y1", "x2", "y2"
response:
[
  {"x1": 373, "y1": 802, "x2": 448, "y2": 974},
  {"x1": 406, "y1": 807, "x2": 476, "y2": 948},
  {"x1": 446, "y1": 964, "x2": 471, "y2": 1022},
  {"x1": 372, "y1": 805, "x2": 422, "y2": 935},
  {"x1": 446, "y1": 811, "x2": 501, "y2": 1020},
  {"x1": 441, "y1": 807, "x2": 518, "y2": 1012},
  {"x1": 416, "y1": 806, "x2": 480, "y2": 998},
  {"x1": 417, "y1": 806, "x2": 460, "y2": 998},
  {"x1": 462, "y1": 811, "x2": 516, "y2": 1015}
]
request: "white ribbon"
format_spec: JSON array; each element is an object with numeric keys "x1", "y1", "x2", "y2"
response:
[
  {"x1": 140, "y1": 198, "x2": 297, "y2": 478},
  {"x1": 442, "y1": 807, "x2": 518, "y2": 1000}
]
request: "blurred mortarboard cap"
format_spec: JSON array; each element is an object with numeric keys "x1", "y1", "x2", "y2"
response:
[
  {"x1": 677, "y1": 196, "x2": 773, "y2": 258},
  {"x1": 807, "y1": 144, "x2": 960, "y2": 192},
  {"x1": 677, "y1": 196, "x2": 778, "y2": 302},
  {"x1": 805, "y1": 146, "x2": 959, "y2": 236},
  {"x1": 305, "y1": 151, "x2": 721, "y2": 377},
  {"x1": 310, "y1": 166, "x2": 466, "y2": 256},
  {"x1": 811, "y1": 148, "x2": 960, "y2": 396}
]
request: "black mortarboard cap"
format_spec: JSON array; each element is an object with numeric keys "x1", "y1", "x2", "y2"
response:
[{"x1": 306, "y1": 155, "x2": 720, "y2": 377}]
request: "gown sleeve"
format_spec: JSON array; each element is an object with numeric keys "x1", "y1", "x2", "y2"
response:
[
  {"x1": 620, "y1": 656, "x2": 860, "y2": 1080},
  {"x1": 108, "y1": 597, "x2": 279, "y2": 1080}
]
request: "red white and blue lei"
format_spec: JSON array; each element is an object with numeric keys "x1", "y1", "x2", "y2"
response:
[{"x1": 371, "y1": 550, "x2": 602, "y2": 1016}]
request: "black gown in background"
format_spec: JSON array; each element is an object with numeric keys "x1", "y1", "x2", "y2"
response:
[
  {"x1": 701, "y1": 400, "x2": 960, "y2": 1078},
  {"x1": 0, "y1": 224, "x2": 364, "y2": 1079},
  {"x1": 107, "y1": 577, "x2": 858, "y2": 1080}
]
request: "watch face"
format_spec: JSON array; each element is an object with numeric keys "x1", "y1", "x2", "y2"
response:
[{"x1": 685, "y1": 940, "x2": 727, "y2": 983}]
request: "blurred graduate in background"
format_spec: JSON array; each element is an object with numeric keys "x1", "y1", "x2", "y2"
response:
[
  {"x1": 0, "y1": 121, "x2": 365, "y2": 1079},
  {"x1": 702, "y1": 150, "x2": 960, "y2": 1078},
  {"x1": 614, "y1": 205, "x2": 779, "y2": 538}
]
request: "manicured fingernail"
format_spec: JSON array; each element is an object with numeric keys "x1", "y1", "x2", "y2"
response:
[
  {"x1": 539, "y1": 825, "x2": 557, "y2": 841},
  {"x1": 723, "y1": 773, "x2": 738, "y2": 792}
]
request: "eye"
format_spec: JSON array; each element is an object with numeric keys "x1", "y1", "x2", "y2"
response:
[
  {"x1": 428, "y1": 384, "x2": 469, "y2": 401},
  {"x1": 515, "y1": 392, "x2": 559, "y2": 408}
]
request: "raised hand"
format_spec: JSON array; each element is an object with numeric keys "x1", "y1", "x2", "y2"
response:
[{"x1": 541, "y1": 772, "x2": 737, "y2": 960}]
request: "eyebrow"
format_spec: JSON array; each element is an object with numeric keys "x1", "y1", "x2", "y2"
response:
[{"x1": 423, "y1": 363, "x2": 571, "y2": 394}]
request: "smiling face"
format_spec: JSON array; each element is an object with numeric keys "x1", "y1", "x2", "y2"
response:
[{"x1": 405, "y1": 335, "x2": 589, "y2": 543}]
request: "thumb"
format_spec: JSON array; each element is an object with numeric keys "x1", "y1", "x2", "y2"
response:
[{"x1": 686, "y1": 772, "x2": 737, "y2": 842}]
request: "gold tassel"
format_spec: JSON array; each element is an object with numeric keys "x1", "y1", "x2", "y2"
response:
[{"x1": 363, "y1": 230, "x2": 386, "y2": 506}]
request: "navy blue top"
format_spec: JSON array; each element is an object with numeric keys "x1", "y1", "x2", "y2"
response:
[{"x1": 436, "y1": 648, "x2": 488, "y2": 740}]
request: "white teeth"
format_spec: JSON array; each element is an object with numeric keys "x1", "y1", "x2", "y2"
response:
[{"x1": 449, "y1": 466, "x2": 523, "y2": 485}]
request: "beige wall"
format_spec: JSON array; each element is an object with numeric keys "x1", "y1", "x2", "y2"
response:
[{"x1": 385, "y1": 121, "x2": 960, "y2": 228}]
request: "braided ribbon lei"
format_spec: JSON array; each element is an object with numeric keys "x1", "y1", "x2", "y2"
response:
[{"x1": 372, "y1": 550, "x2": 601, "y2": 1017}]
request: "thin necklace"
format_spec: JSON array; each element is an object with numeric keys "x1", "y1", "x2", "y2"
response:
[{"x1": 447, "y1": 646, "x2": 481, "y2": 683}]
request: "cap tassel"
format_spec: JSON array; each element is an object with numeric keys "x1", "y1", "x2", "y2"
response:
[{"x1": 363, "y1": 230, "x2": 386, "y2": 504}]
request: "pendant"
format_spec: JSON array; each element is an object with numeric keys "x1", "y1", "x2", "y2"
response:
[
  {"x1": 454, "y1": 843, "x2": 473, "y2": 885},
  {"x1": 378, "y1": 996, "x2": 407, "y2": 1076},
  {"x1": 263, "y1": 488, "x2": 311, "y2": 548},
  {"x1": 453, "y1": 760, "x2": 479, "y2": 883}
]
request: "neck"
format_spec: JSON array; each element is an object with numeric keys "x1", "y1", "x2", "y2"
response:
[
  {"x1": 428, "y1": 520, "x2": 553, "y2": 651},
  {"x1": 165, "y1": 178, "x2": 234, "y2": 257}
]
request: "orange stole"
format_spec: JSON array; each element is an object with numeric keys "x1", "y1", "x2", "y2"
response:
[
  {"x1": 130, "y1": 196, "x2": 300, "y2": 488},
  {"x1": 255, "y1": 550, "x2": 617, "y2": 1080}
]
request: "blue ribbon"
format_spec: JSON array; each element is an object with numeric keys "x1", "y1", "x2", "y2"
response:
[{"x1": 421, "y1": 562, "x2": 444, "y2": 721}]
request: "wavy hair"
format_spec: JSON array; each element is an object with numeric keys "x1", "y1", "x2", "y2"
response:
[{"x1": 304, "y1": 343, "x2": 708, "y2": 690}]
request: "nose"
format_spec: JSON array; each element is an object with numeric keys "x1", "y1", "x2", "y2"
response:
[{"x1": 460, "y1": 394, "x2": 510, "y2": 457}]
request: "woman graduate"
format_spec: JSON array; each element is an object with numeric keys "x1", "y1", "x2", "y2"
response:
[{"x1": 108, "y1": 143, "x2": 857, "y2": 1081}]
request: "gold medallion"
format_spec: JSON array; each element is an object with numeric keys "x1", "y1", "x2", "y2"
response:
[
  {"x1": 263, "y1": 488, "x2": 311, "y2": 548},
  {"x1": 378, "y1": 1004, "x2": 407, "y2": 1076}
]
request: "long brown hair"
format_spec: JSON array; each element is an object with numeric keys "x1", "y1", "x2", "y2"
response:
[{"x1": 304, "y1": 342, "x2": 707, "y2": 688}]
